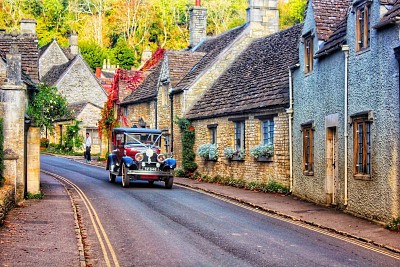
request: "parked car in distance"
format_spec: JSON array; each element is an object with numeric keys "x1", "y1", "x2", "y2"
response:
[{"x1": 106, "y1": 128, "x2": 176, "y2": 188}]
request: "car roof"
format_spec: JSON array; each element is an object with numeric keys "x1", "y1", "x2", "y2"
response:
[{"x1": 113, "y1": 128, "x2": 162, "y2": 134}]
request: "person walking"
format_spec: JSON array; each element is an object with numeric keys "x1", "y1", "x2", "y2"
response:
[{"x1": 85, "y1": 133, "x2": 92, "y2": 162}]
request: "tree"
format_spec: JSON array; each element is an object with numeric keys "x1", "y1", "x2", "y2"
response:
[
  {"x1": 112, "y1": 38, "x2": 138, "y2": 70},
  {"x1": 27, "y1": 83, "x2": 71, "y2": 133},
  {"x1": 278, "y1": 0, "x2": 307, "y2": 29},
  {"x1": 79, "y1": 40, "x2": 105, "y2": 70}
]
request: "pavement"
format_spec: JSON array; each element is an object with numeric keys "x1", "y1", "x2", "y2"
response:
[{"x1": 1, "y1": 155, "x2": 399, "y2": 266}]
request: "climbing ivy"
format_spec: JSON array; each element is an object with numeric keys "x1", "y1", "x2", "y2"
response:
[
  {"x1": 175, "y1": 117, "x2": 197, "y2": 176},
  {"x1": 63, "y1": 120, "x2": 84, "y2": 152}
]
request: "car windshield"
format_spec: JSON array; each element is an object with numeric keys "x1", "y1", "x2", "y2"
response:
[{"x1": 124, "y1": 132, "x2": 161, "y2": 148}]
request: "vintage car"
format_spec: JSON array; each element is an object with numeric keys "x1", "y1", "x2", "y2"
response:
[{"x1": 106, "y1": 128, "x2": 176, "y2": 188}]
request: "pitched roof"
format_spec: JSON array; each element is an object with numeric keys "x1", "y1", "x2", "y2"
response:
[
  {"x1": 315, "y1": 17, "x2": 347, "y2": 58},
  {"x1": 60, "y1": 101, "x2": 102, "y2": 120},
  {"x1": 165, "y1": 51, "x2": 205, "y2": 87},
  {"x1": 121, "y1": 51, "x2": 204, "y2": 105},
  {"x1": 186, "y1": 24, "x2": 303, "y2": 120},
  {"x1": 311, "y1": 0, "x2": 350, "y2": 41},
  {"x1": 121, "y1": 63, "x2": 162, "y2": 105},
  {"x1": 41, "y1": 58, "x2": 75, "y2": 85},
  {"x1": 375, "y1": 0, "x2": 400, "y2": 29},
  {"x1": 0, "y1": 33, "x2": 39, "y2": 83},
  {"x1": 174, "y1": 25, "x2": 247, "y2": 92}
]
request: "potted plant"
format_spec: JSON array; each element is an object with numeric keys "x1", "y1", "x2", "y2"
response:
[
  {"x1": 250, "y1": 144, "x2": 274, "y2": 162},
  {"x1": 224, "y1": 147, "x2": 245, "y2": 161},
  {"x1": 197, "y1": 144, "x2": 218, "y2": 161}
]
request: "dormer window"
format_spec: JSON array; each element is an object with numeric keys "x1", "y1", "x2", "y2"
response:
[
  {"x1": 356, "y1": 3, "x2": 371, "y2": 51},
  {"x1": 304, "y1": 34, "x2": 314, "y2": 74}
]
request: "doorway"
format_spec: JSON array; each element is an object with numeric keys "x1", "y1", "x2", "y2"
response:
[{"x1": 326, "y1": 127, "x2": 338, "y2": 205}]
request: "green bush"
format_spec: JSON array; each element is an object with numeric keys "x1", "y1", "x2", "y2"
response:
[
  {"x1": 40, "y1": 137, "x2": 49, "y2": 148},
  {"x1": 174, "y1": 169, "x2": 186, "y2": 177},
  {"x1": 175, "y1": 117, "x2": 198, "y2": 175},
  {"x1": 386, "y1": 216, "x2": 400, "y2": 231},
  {"x1": 0, "y1": 119, "x2": 4, "y2": 187}
]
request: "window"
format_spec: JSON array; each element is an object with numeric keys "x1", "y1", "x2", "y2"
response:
[
  {"x1": 356, "y1": 3, "x2": 371, "y2": 51},
  {"x1": 123, "y1": 106, "x2": 128, "y2": 117},
  {"x1": 234, "y1": 121, "x2": 245, "y2": 150},
  {"x1": 302, "y1": 124, "x2": 314, "y2": 175},
  {"x1": 304, "y1": 34, "x2": 314, "y2": 74},
  {"x1": 262, "y1": 119, "x2": 274, "y2": 145},
  {"x1": 208, "y1": 124, "x2": 217, "y2": 144},
  {"x1": 353, "y1": 117, "x2": 371, "y2": 177}
]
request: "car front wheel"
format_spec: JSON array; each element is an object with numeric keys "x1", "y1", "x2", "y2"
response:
[
  {"x1": 109, "y1": 172, "x2": 116, "y2": 183},
  {"x1": 165, "y1": 177, "x2": 173, "y2": 189},
  {"x1": 121, "y1": 164, "x2": 130, "y2": 188}
]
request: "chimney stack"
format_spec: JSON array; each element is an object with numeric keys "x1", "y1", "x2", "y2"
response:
[
  {"x1": 140, "y1": 47, "x2": 153, "y2": 66},
  {"x1": 20, "y1": 19, "x2": 36, "y2": 35},
  {"x1": 6, "y1": 45, "x2": 22, "y2": 85},
  {"x1": 246, "y1": 0, "x2": 279, "y2": 37},
  {"x1": 189, "y1": 0, "x2": 207, "y2": 48},
  {"x1": 69, "y1": 31, "x2": 79, "y2": 55}
]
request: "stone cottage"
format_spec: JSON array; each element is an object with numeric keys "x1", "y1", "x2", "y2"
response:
[
  {"x1": 292, "y1": 0, "x2": 400, "y2": 223},
  {"x1": 39, "y1": 34, "x2": 108, "y2": 154},
  {"x1": 186, "y1": 24, "x2": 302, "y2": 186},
  {"x1": 0, "y1": 19, "x2": 40, "y2": 201}
]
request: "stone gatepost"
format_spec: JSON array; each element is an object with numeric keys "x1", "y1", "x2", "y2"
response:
[
  {"x1": 0, "y1": 45, "x2": 26, "y2": 204},
  {"x1": 27, "y1": 127, "x2": 40, "y2": 194}
]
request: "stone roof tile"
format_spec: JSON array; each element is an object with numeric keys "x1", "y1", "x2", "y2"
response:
[
  {"x1": 41, "y1": 58, "x2": 75, "y2": 85},
  {"x1": 315, "y1": 17, "x2": 347, "y2": 58},
  {"x1": 312, "y1": 0, "x2": 350, "y2": 41},
  {"x1": 0, "y1": 33, "x2": 39, "y2": 83},
  {"x1": 375, "y1": 0, "x2": 400, "y2": 29},
  {"x1": 186, "y1": 24, "x2": 303, "y2": 120}
]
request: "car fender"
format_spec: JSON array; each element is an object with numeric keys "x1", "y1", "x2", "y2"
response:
[
  {"x1": 164, "y1": 158, "x2": 177, "y2": 169},
  {"x1": 121, "y1": 156, "x2": 137, "y2": 169},
  {"x1": 107, "y1": 154, "x2": 118, "y2": 170}
]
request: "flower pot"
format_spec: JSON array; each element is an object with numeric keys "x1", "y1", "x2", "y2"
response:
[{"x1": 231, "y1": 155, "x2": 245, "y2": 161}]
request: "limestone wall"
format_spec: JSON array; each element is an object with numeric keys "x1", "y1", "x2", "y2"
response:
[{"x1": 191, "y1": 110, "x2": 290, "y2": 186}]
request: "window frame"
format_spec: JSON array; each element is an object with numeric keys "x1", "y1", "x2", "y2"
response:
[
  {"x1": 207, "y1": 124, "x2": 218, "y2": 145},
  {"x1": 355, "y1": 2, "x2": 371, "y2": 52},
  {"x1": 261, "y1": 118, "x2": 274, "y2": 145},
  {"x1": 234, "y1": 121, "x2": 245, "y2": 151},
  {"x1": 302, "y1": 123, "x2": 314, "y2": 175},
  {"x1": 352, "y1": 115, "x2": 372, "y2": 179},
  {"x1": 303, "y1": 33, "x2": 314, "y2": 74}
]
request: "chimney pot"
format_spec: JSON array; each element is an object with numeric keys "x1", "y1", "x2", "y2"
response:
[
  {"x1": 196, "y1": 0, "x2": 201, "y2": 6},
  {"x1": 96, "y1": 67, "x2": 101, "y2": 78},
  {"x1": 69, "y1": 31, "x2": 79, "y2": 55}
]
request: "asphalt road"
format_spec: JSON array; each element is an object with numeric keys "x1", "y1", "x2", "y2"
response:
[{"x1": 41, "y1": 155, "x2": 399, "y2": 267}]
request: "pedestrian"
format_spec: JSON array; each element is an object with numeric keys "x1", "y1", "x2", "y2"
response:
[{"x1": 85, "y1": 132, "x2": 92, "y2": 162}]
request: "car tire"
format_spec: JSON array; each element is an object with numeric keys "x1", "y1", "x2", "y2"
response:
[
  {"x1": 148, "y1": 181, "x2": 154, "y2": 185},
  {"x1": 109, "y1": 172, "x2": 116, "y2": 183},
  {"x1": 165, "y1": 177, "x2": 173, "y2": 189},
  {"x1": 121, "y1": 164, "x2": 130, "y2": 188}
]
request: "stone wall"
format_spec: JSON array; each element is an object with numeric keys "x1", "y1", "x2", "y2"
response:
[
  {"x1": 0, "y1": 185, "x2": 14, "y2": 225},
  {"x1": 191, "y1": 110, "x2": 290, "y2": 186},
  {"x1": 126, "y1": 101, "x2": 153, "y2": 128},
  {"x1": 56, "y1": 57, "x2": 107, "y2": 108},
  {"x1": 38, "y1": 41, "x2": 68, "y2": 79}
]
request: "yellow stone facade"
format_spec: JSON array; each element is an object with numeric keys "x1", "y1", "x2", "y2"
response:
[{"x1": 190, "y1": 110, "x2": 290, "y2": 185}]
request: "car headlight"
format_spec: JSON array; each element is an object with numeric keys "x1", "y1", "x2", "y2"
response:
[
  {"x1": 135, "y1": 153, "x2": 143, "y2": 162},
  {"x1": 157, "y1": 154, "x2": 166, "y2": 163}
]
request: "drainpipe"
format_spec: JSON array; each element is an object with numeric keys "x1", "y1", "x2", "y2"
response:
[
  {"x1": 287, "y1": 64, "x2": 299, "y2": 192},
  {"x1": 342, "y1": 44, "x2": 349, "y2": 206},
  {"x1": 169, "y1": 89, "x2": 174, "y2": 155}
]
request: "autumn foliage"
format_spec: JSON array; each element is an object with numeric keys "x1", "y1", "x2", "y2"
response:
[{"x1": 98, "y1": 48, "x2": 165, "y2": 139}]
